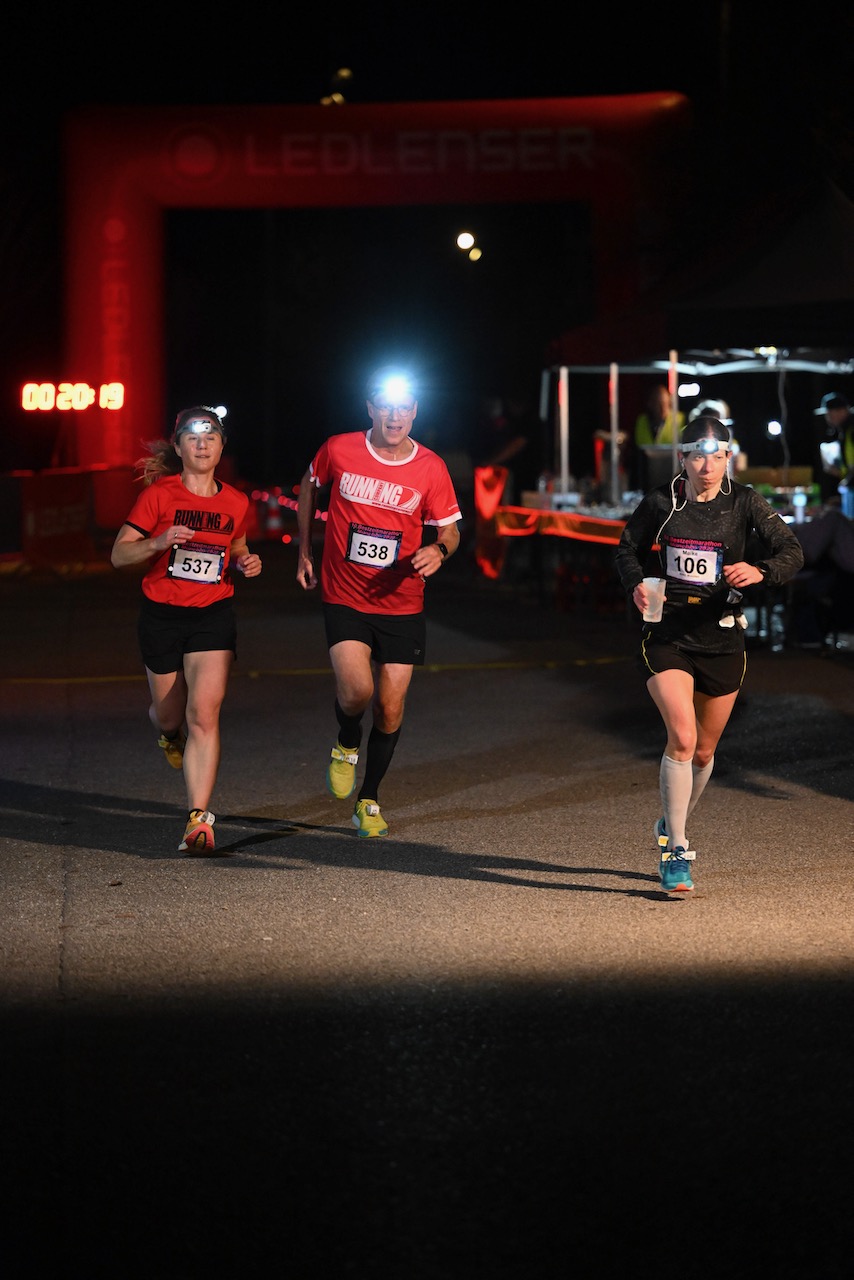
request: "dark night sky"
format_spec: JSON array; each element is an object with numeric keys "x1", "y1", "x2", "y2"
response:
[{"x1": 2, "y1": 1, "x2": 852, "y2": 483}]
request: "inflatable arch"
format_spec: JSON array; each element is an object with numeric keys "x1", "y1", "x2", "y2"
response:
[{"x1": 62, "y1": 92, "x2": 691, "y2": 469}]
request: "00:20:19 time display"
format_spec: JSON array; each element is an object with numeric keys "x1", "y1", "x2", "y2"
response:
[{"x1": 21, "y1": 382, "x2": 125, "y2": 411}]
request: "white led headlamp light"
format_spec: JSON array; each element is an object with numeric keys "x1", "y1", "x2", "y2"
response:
[
  {"x1": 680, "y1": 436, "x2": 731, "y2": 456},
  {"x1": 181, "y1": 420, "x2": 220, "y2": 436},
  {"x1": 377, "y1": 374, "x2": 413, "y2": 403}
]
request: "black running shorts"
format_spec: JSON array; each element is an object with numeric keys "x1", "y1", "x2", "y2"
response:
[
  {"x1": 639, "y1": 640, "x2": 746, "y2": 697},
  {"x1": 138, "y1": 596, "x2": 237, "y2": 674},
  {"x1": 323, "y1": 603, "x2": 426, "y2": 666}
]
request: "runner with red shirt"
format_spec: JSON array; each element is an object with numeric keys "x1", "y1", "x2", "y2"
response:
[
  {"x1": 111, "y1": 406, "x2": 262, "y2": 854},
  {"x1": 297, "y1": 368, "x2": 462, "y2": 837}
]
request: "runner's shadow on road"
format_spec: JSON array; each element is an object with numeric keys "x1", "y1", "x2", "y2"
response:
[
  {"x1": 213, "y1": 814, "x2": 673, "y2": 899},
  {"x1": 1, "y1": 776, "x2": 669, "y2": 896}
]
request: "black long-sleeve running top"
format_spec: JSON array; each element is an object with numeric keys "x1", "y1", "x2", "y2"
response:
[{"x1": 615, "y1": 477, "x2": 804, "y2": 654}]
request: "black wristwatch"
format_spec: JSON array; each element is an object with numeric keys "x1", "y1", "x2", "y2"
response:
[{"x1": 437, "y1": 542, "x2": 449, "y2": 558}]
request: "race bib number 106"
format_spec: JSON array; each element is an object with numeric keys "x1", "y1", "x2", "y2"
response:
[{"x1": 664, "y1": 537, "x2": 724, "y2": 586}]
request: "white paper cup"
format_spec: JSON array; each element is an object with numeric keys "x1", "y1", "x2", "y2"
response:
[{"x1": 642, "y1": 576, "x2": 666, "y2": 622}]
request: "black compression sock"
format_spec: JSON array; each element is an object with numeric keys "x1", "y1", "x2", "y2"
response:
[
  {"x1": 359, "y1": 726, "x2": 401, "y2": 801},
  {"x1": 334, "y1": 699, "x2": 364, "y2": 750}
]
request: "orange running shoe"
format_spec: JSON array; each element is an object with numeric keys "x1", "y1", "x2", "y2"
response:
[{"x1": 178, "y1": 809, "x2": 216, "y2": 854}]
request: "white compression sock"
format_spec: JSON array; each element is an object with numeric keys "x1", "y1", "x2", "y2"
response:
[
  {"x1": 659, "y1": 754, "x2": 693, "y2": 850},
  {"x1": 688, "y1": 757, "x2": 714, "y2": 818}
]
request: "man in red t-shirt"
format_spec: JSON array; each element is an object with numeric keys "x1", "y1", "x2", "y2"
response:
[{"x1": 297, "y1": 367, "x2": 462, "y2": 837}]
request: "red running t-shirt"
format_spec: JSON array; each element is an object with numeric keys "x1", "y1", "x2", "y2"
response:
[
  {"x1": 122, "y1": 473, "x2": 250, "y2": 607},
  {"x1": 308, "y1": 431, "x2": 461, "y2": 614}
]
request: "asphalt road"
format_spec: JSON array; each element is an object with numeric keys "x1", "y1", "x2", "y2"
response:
[{"x1": 2, "y1": 542, "x2": 853, "y2": 1278}]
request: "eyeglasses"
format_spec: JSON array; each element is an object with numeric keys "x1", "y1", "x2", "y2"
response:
[{"x1": 371, "y1": 402, "x2": 416, "y2": 417}]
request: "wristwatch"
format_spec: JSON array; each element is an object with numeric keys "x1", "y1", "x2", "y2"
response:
[{"x1": 437, "y1": 542, "x2": 449, "y2": 558}]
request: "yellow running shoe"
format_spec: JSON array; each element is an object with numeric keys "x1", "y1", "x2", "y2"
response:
[
  {"x1": 179, "y1": 809, "x2": 216, "y2": 854},
  {"x1": 352, "y1": 799, "x2": 388, "y2": 838},
  {"x1": 327, "y1": 742, "x2": 359, "y2": 799},
  {"x1": 158, "y1": 730, "x2": 186, "y2": 770}
]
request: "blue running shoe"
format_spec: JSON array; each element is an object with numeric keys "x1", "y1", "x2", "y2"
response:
[
  {"x1": 655, "y1": 816, "x2": 692, "y2": 853},
  {"x1": 659, "y1": 846, "x2": 695, "y2": 893}
]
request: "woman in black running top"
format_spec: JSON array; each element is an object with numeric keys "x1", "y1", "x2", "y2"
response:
[{"x1": 615, "y1": 416, "x2": 803, "y2": 895}]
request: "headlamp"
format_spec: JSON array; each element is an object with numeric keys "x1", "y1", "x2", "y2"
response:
[
  {"x1": 172, "y1": 405, "x2": 227, "y2": 444},
  {"x1": 180, "y1": 420, "x2": 220, "y2": 437},
  {"x1": 680, "y1": 437, "x2": 730, "y2": 456},
  {"x1": 376, "y1": 374, "x2": 414, "y2": 403}
]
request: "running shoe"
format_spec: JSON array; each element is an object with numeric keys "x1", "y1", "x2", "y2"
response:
[
  {"x1": 327, "y1": 743, "x2": 359, "y2": 799},
  {"x1": 659, "y1": 846, "x2": 695, "y2": 894},
  {"x1": 352, "y1": 799, "x2": 388, "y2": 838},
  {"x1": 158, "y1": 730, "x2": 186, "y2": 770},
  {"x1": 655, "y1": 816, "x2": 691, "y2": 852},
  {"x1": 179, "y1": 809, "x2": 216, "y2": 854}
]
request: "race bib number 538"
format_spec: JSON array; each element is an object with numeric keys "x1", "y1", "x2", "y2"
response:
[{"x1": 345, "y1": 523, "x2": 402, "y2": 568}]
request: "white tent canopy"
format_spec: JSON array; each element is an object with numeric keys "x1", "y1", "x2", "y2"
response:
[{"x1": 543, "y1": 348, "x2": 854, "y2": 505}]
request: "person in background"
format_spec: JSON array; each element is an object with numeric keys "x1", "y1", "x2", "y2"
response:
[
  {"x1": 689, "y1": 398, "x2": 732, "y2": 429},
  {"x1": 472, "y1": 388, "x2": 541, "y2": 504},
  {"x1": 632, "y1": 384, "x2": 686, "y2": 490},
  {"x1": 793, "y1": 504, "x2": 854, "y2": 575},
  {"x1": 634, "y1": 384, "x2": 685, "y2": 446},
  {"x1": 789, "y1": 504, "x2": 854, "y2": 646},
  {"x1": 615, "y1": 416, "x2": 803, "y2": 895},
  {"x1": 813, "y1": 391, "x2": 854, "y2": 506},
  {"x1": 110, "y1": 406, "x2": 263, "y2": 855},
  {"x1": 296, "y1": 367, "x2": 462, "y2": 838}
]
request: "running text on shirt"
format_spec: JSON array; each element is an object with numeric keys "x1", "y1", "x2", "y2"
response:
[
  {"x1": 174, "y1": 508, "x2": 236, "y2": 534},
  {"x1": 339, "y1": 472, "x2": 421, "y2": 515}
]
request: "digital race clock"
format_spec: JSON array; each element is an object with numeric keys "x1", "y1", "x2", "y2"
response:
[{"x1": 21, "y1": 382, "x2": 125, "y2": 411}]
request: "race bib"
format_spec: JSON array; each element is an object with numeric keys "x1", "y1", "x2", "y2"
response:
[
  {"x1": 663, "y1": 537, "x2": 724, "y2": 586},
  {"x1": 345, "y1": 523, "x2": 402, "y2": 568},
  {"x1": 167, "y1": 540, "x2": 226, "y2": 583}
]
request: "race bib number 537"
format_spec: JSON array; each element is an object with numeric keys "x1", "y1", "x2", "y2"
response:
[{"x1": 167, "y1": 540, "x2": 226, "y2": 583}]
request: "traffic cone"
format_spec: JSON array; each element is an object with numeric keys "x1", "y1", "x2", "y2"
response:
[
  {"x1": 243, "y1": 497, "x2": 262, "y2": 541},
  {"x1": 264, "y1": 495, "x2": 285, "y2": 540}
]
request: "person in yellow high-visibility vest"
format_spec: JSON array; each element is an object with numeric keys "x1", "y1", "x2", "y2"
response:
[{"x1": 633, "y1": 384, "x2": 686, "y2": 491}]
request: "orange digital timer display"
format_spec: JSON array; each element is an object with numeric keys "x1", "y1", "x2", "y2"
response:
[{"x1": 21, "y1": 382, "x2": 125, "y2": 411}]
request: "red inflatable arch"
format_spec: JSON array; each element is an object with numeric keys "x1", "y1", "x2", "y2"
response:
[{"x1": 62, "y1": 92, "x2": 691, "y2": 470}]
